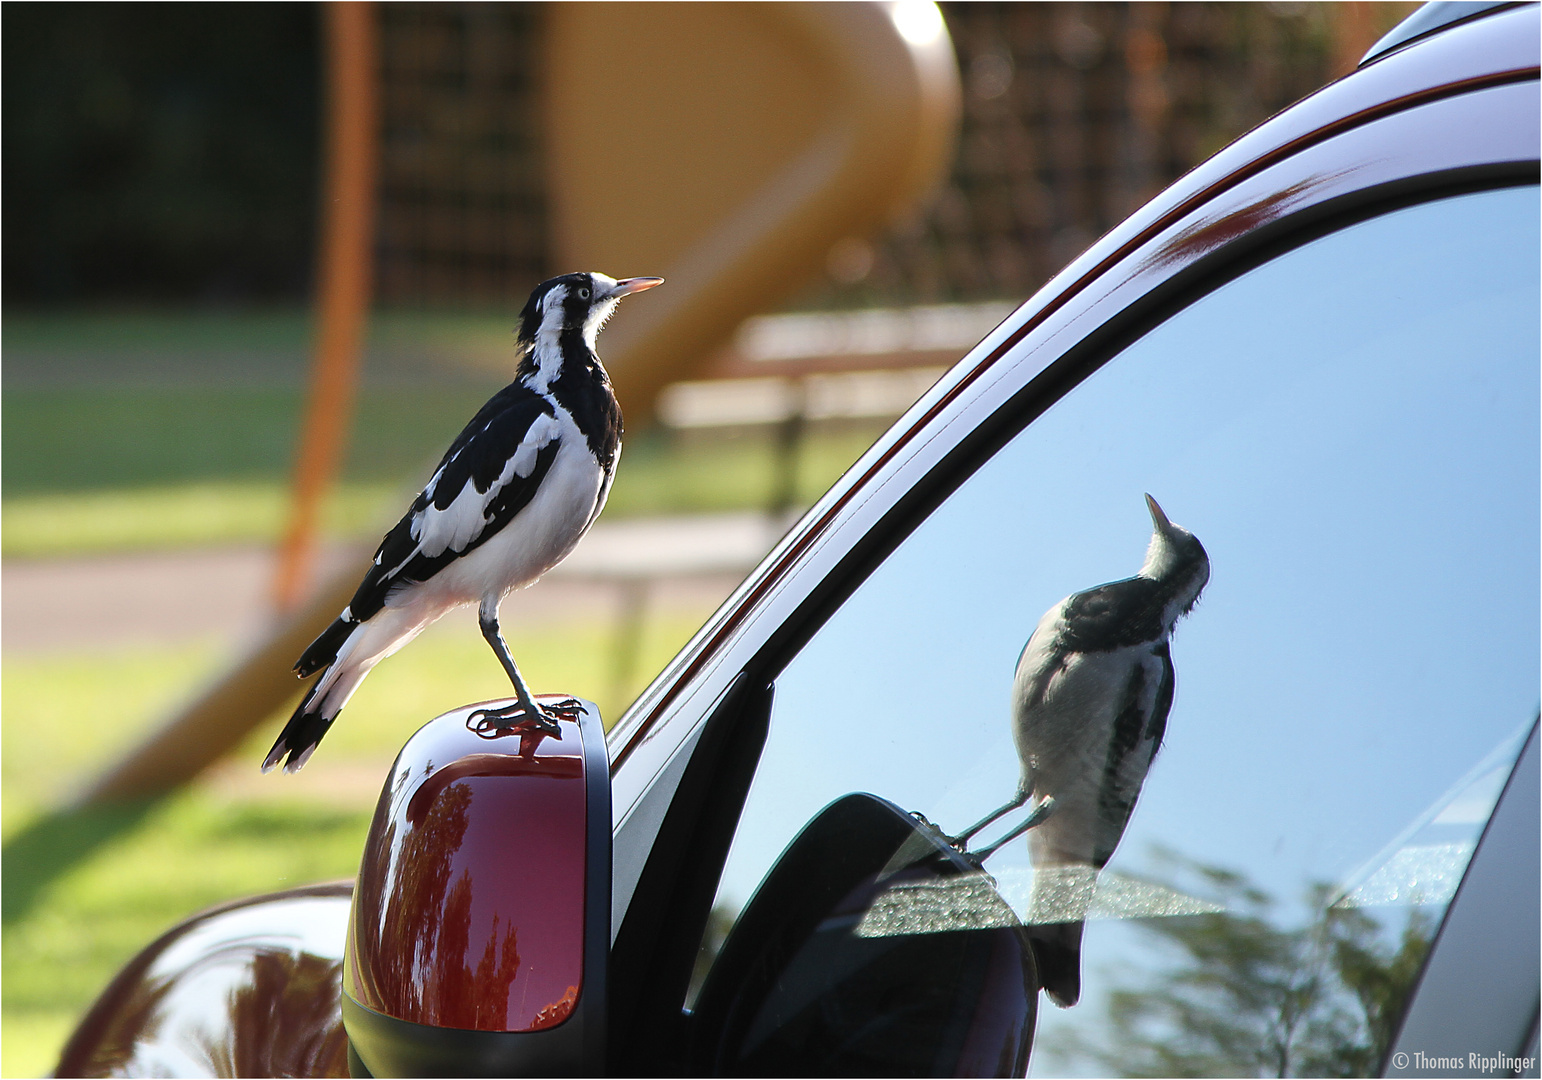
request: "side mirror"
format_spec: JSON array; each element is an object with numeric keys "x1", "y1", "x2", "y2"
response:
[
  {"x1": 689, "y1": 793, "x2": 1038, "y2": 1076},
  {"x1": 341, "y1": 697, "x2": 610, "y2": 1077}
]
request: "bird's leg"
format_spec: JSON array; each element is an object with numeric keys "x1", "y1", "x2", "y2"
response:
[
  {"x1": 969, "y1": 796, "x2": 1058, "y2": 863},
  {"x1": 467, "y1": 609, "x2": 573, "y2": 737},
  {"x1": 950, "y1": 781, "x2": 1032, "y2": 851}
]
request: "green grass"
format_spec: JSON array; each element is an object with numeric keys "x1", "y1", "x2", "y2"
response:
[
  {"x1": 2, "y1": 385, "x2": 509, "y2": 496},
  {"x1": 2, "y1": 308, "x2": 317, "y2": 355},
  {"x1": 3, "y1": 797, "x2": 374, "y2": 1078},
  {"x1": 3, "y1": 424, "x2": 885, "y2": 557},
  {"x1": 1, "y1": 608, "x2": 715, "y2": 1078},
  {"x1": 4, "y1": 305, "x2": 530, "y2": 345},
  {"x1": 3, "y1": 306, "x2": 894, "y2": 555},
  {"x1": 1, "y1": 481, "x2": 400, "y2": 558},
  {"x1": 607, "y1": 426, "x2": 882, "y2": 518},
  {"x1": 1, "y1": 644, "x2": 226, "y2": 814}
]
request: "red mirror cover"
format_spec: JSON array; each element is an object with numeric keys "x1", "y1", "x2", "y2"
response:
[{"x1": 344, "y1": 697, "x2": 593, "y2": 1033}]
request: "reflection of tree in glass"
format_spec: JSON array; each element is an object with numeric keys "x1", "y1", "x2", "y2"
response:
[{"x1": 1040, "y1": 850, "x2": 1432, "y2": 1078}]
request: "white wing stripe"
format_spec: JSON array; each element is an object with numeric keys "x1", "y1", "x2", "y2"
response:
[
  {"x1": 408, "y1": 411, "x2": 564, "y2": 560},
  {"x1": 511, "y1": 412, "x2": 561, "y2": 478},
  {"x1": 418, "y1": 481, "x2": 489, "y2": 557}
]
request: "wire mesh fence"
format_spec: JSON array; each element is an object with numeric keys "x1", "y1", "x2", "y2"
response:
[
  {"x1": 798, "y1": 1, "x2": 1370, "y2": 309},
  {"x1": 372, "y1": 2, "x2": 1413, "y2": 311},
  {"x1": 3, "y1": 2, "x2": 1413, "y2": 310},
  {"x1": 375, "y1": 2, "x2": 548, "y2": 308}
]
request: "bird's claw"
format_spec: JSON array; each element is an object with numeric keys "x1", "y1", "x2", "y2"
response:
[
  {"x1": 911, "y1": 811, "x2": 994, "y2": 862},
  {"x1": 946, "y1": 834, "x2": 971, "y2": 854},
  {"x1": 544, "y1": 697, "x2": 586, "y2": 722},
  {"x1": 466, "y1": 708, "x2": 559, "y2": 739},
  {"x1": 950, "y1": 795, "x2": 1059, "y2": 861},
  {"x1": 466, "y1": 698, "x2": 583, "y2": 739}
]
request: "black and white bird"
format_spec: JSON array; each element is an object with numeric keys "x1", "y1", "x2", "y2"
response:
[
  {"x1": 952, "y1": 494, "x2": 1208, "y2": 1007},
  {"x1": 264, "y1": 271, "x2": 662, "y2": 773}
]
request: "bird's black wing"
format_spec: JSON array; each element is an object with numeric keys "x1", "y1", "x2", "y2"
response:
[
  {"x1": 368, "y1": 385, "x2": 566, "y2": 604},
  {"x1": 296, "y1": 386, "x2": 563, "y2": 676},
  {"x1": 1145, "y1": 640, "x2": 1175, "y2": 745},
  {"x1": 1060, "y1": 576, "x2": 1167, "y2": 652}
]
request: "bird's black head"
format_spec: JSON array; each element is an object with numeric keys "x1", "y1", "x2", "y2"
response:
[
  {"x1": 514, "y1": 272, "x2": 663, "y2": 371},
  {"x1": 1139, "y1": 494, "x2": 1210, "y2": 619}
]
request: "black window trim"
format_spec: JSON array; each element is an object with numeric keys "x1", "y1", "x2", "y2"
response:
[{"x1": 608, "y1": 673, "x2": 775, "y2": 1073}]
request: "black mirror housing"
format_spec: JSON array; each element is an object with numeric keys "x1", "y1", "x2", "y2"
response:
[{"x1": 690, "y1": 793, "x2": 1038, "y2": 1076}]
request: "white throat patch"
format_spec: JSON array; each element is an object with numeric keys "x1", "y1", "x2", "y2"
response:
[
  {"x1": 584, "y1": 296, "x2": 619, "y2": 354},
  {"x1": 1140, "y1": 532, "x2": 1183, "y2": 580}
]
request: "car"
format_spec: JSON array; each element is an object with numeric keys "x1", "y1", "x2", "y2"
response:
[{"x1": 57, "y1": 3, "x2": 1540, "y2": 1076}]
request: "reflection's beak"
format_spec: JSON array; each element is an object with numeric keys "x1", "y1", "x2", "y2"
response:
[
  {"x1": 1145, "y1": 493, "x2": 1174, "y2": 535},
  {"x1": 609, "y1": 276, "x2": 664, "y2": 298}
]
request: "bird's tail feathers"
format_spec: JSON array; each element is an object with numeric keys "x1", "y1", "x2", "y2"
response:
[
  {"x1": 263, "y1": 681, "x2": 333, "y2": 773},
  {"x1": 296, "y1": 613, "x2": 359, "y2": 678},
  {"x1": 1026, "y1": 919, "x2": 1084, "y2": 1008},
  {"x1": 263, "y1": 656, "x2": 372, "y2": 773}
]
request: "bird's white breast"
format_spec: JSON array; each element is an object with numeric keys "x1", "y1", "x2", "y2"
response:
[
  {"x1": 1011, "y1": 599, "x2": 1168, "y2": 865},
  {"x1": 1014, "y1": 642, "x2": 1158, "y2": 777}
]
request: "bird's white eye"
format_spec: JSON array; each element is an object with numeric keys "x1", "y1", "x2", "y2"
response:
[{"x1": 578, "y1": 286, "x2": 591, "y2": 300}]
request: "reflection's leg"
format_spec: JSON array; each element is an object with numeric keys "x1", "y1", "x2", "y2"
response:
[
  {"x1": 970, "y1": 795, "x2": 1058, "y2": 862},
  {"x1": 951, "y1": 781, "x2": 1032, "y2": 849}
]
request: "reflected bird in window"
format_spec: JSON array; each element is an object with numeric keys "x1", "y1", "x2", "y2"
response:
[{"x1": 951, "y1": 494, "x2": 1209, "y2": 1008}]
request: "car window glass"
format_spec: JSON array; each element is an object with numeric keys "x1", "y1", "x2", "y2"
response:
[{"x1": 692, "y1": 186, "x2": 1540, "y2": 1076}]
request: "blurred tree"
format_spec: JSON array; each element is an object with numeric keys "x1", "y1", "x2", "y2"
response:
[
  {"x1": 2, "y1": 3, "x2": 319, "y2": 304},
  {"x1": 1044, "y1": 850, "x2": 1433, "y2": 1078}
]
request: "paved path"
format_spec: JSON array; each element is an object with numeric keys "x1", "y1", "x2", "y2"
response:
[{"x1": 3, "y1": 512, "x2": 784, "y2": 654}]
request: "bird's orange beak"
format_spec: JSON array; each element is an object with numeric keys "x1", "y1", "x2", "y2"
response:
[{"x1": 610, "y1": 276, "x2": 664, "y2": 297}]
